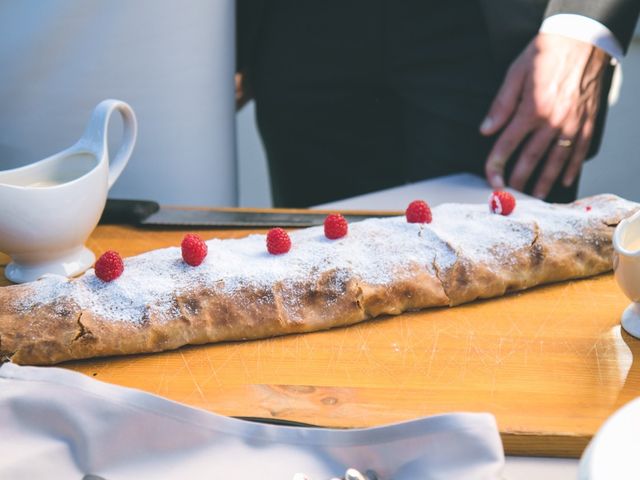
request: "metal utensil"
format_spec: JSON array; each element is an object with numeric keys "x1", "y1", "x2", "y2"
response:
[{"x1": 100, "y1": 199, "x2": 399, "y2": 228}]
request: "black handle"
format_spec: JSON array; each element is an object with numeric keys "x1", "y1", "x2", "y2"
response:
[{"x1": 99, "y1": 198, "x2": 160, "y2": 225}]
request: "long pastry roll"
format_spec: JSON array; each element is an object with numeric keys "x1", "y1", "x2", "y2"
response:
[{"x1": 1, "y1": 194, "x2": 637, "y2": 365}]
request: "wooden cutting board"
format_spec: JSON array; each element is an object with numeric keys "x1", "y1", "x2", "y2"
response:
[{"x1": 2, "y1": 221, "x2": 639, "y2": 458}]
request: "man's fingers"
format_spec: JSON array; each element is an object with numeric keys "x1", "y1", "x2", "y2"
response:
[
  {"x1": 480, "y1": 63, "x2": 527, "y2": 136},
  {"x1": 482, "y1": 34, "x2": 608, "y2": 196},
  {"x1": 507, "y1": 127, "x2": 556, "y2": 191},
  {"x1": 532, "y1": 132, "x2": 577, "y2": 199},
  {"x1": 562, "y1": 121, "x2": 594, "y2": 187},
  {"x1": 235, "y1": 73, "x2": 244, "y2": 101},
  {"x1": 485, "y1": 114, "x2": 533, "y2": 189},
  {"x1": 485, "y1": 161, "x2": 506, "y2": 189}
]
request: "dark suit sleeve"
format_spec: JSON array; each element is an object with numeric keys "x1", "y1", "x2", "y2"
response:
[
  {"x1": 545, "y1": 0, "x2": 640, "y2": 53},
  {"x1": 236, "y1": 0, "x2": 266, "y2": 74}
]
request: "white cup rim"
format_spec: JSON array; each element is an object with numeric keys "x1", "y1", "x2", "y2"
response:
[{"x1": 613, "y1": 210, "x2": 640, "y2": 257}]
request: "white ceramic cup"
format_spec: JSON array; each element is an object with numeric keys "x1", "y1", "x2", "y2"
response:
[
  {"x1": 0, "y1": 99, "x2": 137, "y2": 283},
  {"x1": 612, "y1": 209, "x2": 640, "y2": 339}
]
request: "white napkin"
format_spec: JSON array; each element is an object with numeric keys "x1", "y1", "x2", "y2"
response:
[{"x1": 0, "y1": 362, "x2": 504, "y2": 479}]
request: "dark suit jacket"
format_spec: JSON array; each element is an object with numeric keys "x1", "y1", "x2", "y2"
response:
[
  {"x1": 480, "y1": 0, "x2": 640, "y2": 71},
  {"x1": 238, "y1": 0, "x2": 640, "y2": 73},
  {"x1": 237, "y1": 0, "x2": 640, "y2": 157}
]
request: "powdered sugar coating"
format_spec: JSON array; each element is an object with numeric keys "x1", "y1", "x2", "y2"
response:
[
  {"x1": 13, "y1": 194, "x2": 637, "y2": 324},
  {"x1": 200, "y1": 217, "x2": 455, "y2": 292},
  {"x1": 427, "y1": 203, "x2": 536, "y2": 266},
  {"x1": 16, "y1": 217, "x2": 456, "y2": 323}
]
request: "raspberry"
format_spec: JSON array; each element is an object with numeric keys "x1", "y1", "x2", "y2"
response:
[
  {"x1": 266, "y1": 228, "x2": 291, "y2": 254},
  {"x1": 585, "y1": 206, "x2": 592, "y2": 212},
  {"x1": 181, "y1": 233, "x2": 208, "y2": 266},
  {"x1": 324, "y1": 214, "x2": 348, "y2": 239},
  {"x1": 405, "y1": 200, "x2": 432, "y2": 224},
  {"x1": 489, "y1": 190, "x2": 516, "y2": 216},
  {"x1": 94, "y1": 250, "x2": 124, "y2": 282}
]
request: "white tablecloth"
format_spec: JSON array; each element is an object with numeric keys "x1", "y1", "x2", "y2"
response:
[{"x1": 0, "y1": 363, "x2": 505, "y2": 479}]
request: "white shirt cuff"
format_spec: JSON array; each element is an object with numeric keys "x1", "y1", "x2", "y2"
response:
[{"x1": 540, "y1": 14, "x2": 624, "y2": 63}]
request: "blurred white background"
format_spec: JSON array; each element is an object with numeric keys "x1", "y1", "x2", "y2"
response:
[{"x1": 0, "y1": 0, "x2": 236, "y2": 207}]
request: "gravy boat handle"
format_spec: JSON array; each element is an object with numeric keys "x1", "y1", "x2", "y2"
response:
[{"x1": 75, "y1": 99, "x2": 137, "y2": 188}]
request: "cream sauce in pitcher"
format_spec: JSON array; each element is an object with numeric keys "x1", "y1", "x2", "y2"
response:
[{"x1": 0, "y1": 99, "x2": 137, "y2": 283}]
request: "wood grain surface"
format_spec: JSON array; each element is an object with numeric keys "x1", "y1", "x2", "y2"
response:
[{"x1": 2, "y1": 220, "x2": 639, "y2": 458}]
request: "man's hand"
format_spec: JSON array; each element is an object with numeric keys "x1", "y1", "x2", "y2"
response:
[
  {"x1": 480, "y1": 33, "x2": 610, "y2": 199},
  {"x1": 235, "y1": 72, "x2": 252, "y2": 110}
]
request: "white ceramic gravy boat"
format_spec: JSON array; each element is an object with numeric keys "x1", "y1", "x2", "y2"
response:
[
  {"x1": 0, "y1": 99, "x2": 137, "y2": 283},
  {"x1": 613, "y1": 209, "x2": 640, "y2": 339}
]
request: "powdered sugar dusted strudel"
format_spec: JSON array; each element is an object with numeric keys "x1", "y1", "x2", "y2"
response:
[{"x1": 1, "y1": 194, "x2": 637, "y2": 365}]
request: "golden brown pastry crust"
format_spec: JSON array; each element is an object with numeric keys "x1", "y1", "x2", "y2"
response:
[{"x1": 1, "y1": 194, "x2": 636, "y2": 365}]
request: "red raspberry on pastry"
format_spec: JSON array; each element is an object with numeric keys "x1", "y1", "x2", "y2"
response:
[
  {"x1": 405, "y1": 200, "x2": 432, "y2": 224},
  {"x1": 181, "y1": 233, "x2": 208, "y2": 266},
  {"x1": 489, "y1": 190, "x2": 516, "y2": 216},
  {"x1": 324, "y1": 214, "x2": 348, "y2": 239},
  {"x1": 95, "y1": 250, "x2": 124, "y2": 282},
  {"x1": 267, "y1": 228, "x2": 291, "y2": 254}
]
